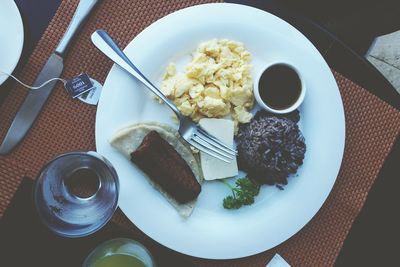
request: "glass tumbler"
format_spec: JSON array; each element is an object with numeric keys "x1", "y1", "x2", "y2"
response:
[
  {"x1": 83, "y1": 238, "x2": 155, "y2": 267},
  {"x1": 33, "y1": 151, "x2": 119, "y2": 237}
]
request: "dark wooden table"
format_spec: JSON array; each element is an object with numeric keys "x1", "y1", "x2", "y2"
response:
[{"x1": 2, "y1": 0, "x2": 399, "y2": 266}]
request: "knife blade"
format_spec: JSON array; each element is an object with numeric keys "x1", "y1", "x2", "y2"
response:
[
  {"x1": 0, "y1": 0, "x2": 99, "y2": 155},
  {"x1": 0, "y1": 54, "x2": 63, "y2": 154}
]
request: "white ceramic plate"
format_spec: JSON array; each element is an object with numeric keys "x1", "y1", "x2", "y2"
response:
[
  {"x1": 96, "y1": 3, "x2": 345, "y2": 259},
  {"x1": 0, "y1": 0, "x2": 24, "y2": 85}
]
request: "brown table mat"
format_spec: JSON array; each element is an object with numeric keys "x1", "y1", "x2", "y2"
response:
[{"x1": 0, "y1": 0, "x2": 399, "y2": 266}]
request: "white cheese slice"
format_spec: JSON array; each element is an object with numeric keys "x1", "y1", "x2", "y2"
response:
[{"x1": 199, "y1": 118, "x2": 238, "y2": 180}]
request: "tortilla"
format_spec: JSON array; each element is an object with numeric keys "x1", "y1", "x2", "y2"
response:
[{"x1": 109, "y1": 122, "x2": 203, "y2": 218}]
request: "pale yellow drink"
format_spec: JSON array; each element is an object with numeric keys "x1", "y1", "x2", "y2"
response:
[
  {"x1": 83, "y1": 239, "x2": 155, "y2": 267},
  {"x1": 90, "y1": 254, "x2": 147, "y2": 267}
]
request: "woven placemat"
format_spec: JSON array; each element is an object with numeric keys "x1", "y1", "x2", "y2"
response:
[{"x1": 0, "y1": 0, "x2": 399, "y2": 266}]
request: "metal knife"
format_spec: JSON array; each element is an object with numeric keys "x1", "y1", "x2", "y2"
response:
[{"x1": 0, "y1": 0, "x2": 100, "y2": 155}]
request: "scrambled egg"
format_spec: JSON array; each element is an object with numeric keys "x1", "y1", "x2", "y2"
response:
[{"x1": 161, "y1": 39, "x2": 254, "y2": 132}]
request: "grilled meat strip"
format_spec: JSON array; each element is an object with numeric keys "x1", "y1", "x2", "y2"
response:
[{"x1": 130, "y1": 131, "x2": 201, "y2": 203}]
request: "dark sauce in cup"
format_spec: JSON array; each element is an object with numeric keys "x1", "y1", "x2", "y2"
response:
[{"x1": 259, "y1": 64, "x2": 302, "y2": 110}]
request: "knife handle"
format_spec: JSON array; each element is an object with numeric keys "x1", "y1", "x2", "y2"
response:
[{"x1": 55, "y1": 0, "x2": 100, "y2": 57}]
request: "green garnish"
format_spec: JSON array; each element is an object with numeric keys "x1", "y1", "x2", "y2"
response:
[{"x1": 220, "y1": 177, "x2": 261, "y2": 209}]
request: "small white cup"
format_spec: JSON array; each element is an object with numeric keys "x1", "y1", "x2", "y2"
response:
[{"x1": 253, "y1": 62, "x2": 306, "y2": 114}]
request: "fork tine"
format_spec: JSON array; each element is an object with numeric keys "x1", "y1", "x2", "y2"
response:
[
  {"x1": 197, "y1": 127, "x2": 237, "y2": 154},
  {"x1": 191, "y1": 135, "x2": 234, "y2": 160},
  {"x1": 194, "y1": 132, "x2": 237, "y2": 156},
  {"x1": 188, "y1": 138, "x2": 232, "y2": 163}
]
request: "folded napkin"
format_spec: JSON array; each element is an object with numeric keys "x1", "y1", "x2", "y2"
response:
[
  {"x1": 0, "y1": 178, "x2": 195, "y2": 267},
  {"x1": 266, "y1": 254, "x2": 291, "y2": 267}
]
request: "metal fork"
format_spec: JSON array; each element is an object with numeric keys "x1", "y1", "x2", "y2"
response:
[{"x1": 91, "y1": 30, "x2": 237, "y2": 162}]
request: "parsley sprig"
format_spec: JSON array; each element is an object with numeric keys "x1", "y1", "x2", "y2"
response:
[{"x1": 220, "y1": 177, "x2": 261, "y2": 209}]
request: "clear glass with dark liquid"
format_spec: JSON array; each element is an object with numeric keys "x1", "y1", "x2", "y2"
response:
[
  {"x1": 33, "y1": 151, "x2": 119, "y2": 237},
  {"x1": 258, "y1": 64, "x2": 302, "y2": 110}
]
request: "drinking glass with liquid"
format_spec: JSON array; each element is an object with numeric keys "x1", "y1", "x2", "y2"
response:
[{"x1": 83, "y1": 238, "x2": 155, "y2": 267}]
